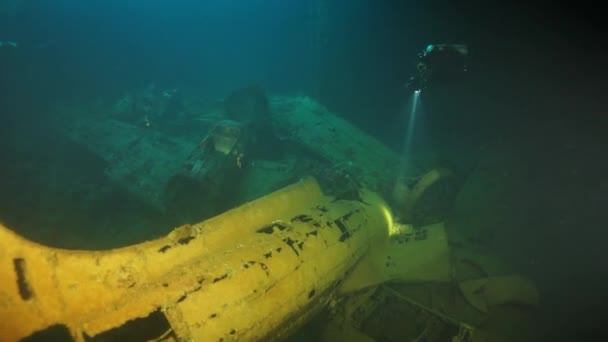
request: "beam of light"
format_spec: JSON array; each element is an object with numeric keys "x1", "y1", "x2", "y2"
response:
[{"x1": 398, "y1": 90, "x2": 420, "y2": 176}]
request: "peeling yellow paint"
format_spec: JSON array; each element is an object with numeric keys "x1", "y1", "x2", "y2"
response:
[{"x1": 0, "y1": 177, "x2": 392, "y2": 341}]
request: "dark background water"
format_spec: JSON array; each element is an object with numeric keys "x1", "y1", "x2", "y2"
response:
[
  {"x1": 0, "y1": 0, "x2": 606, "y2": 340},
  {"x1": 1, "y1": 1, "x2": 604, "y2": 133}
]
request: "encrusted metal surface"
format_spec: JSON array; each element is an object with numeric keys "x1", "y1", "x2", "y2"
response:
[{"x1": 0, "y1": 177, "x2": 391, "y2": 341}]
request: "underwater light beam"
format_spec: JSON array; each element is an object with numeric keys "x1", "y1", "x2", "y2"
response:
[{"x1": 399, "y1": 90, "x2": 420, "y2": 175}]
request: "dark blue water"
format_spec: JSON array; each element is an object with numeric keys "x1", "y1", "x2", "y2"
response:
[{"x1": 0, "y1": 1, "x2": 606, "y2": 341}]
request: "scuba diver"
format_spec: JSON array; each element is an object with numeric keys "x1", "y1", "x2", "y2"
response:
[{"x1": 407, "y1": 44, "x2": 469, "y2": 92}]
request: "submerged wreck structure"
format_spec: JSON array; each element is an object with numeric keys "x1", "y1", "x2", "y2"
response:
[{"x1": 0, "y1": 87, "x2": 538, "y2": 341}]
